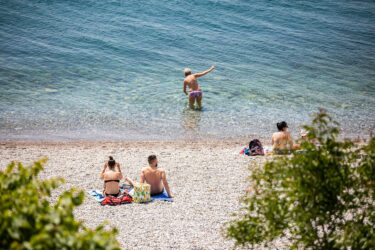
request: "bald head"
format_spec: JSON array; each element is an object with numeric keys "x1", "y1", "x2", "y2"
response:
[{"x1": 184, "y1": 68, "x2": 192, "y2": 76}]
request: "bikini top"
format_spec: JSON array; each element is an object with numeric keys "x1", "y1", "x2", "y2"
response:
[{"x1": 104, "y1": 180, "x2": 120, "y2": 183}]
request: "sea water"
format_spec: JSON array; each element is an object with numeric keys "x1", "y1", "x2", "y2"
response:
[{"x1": 0, "y1": 0, "x2": 374, "y2": 141}]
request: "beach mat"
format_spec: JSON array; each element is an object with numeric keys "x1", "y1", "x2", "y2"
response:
[
  {"x1": 151, "y1": 189, "x2": 173, "y2": 201},
  {"x1": 88, "y1": 188, "x2": 173, "y2": 202},
  {"x1": 88, "y1": 190, "x2": 107, "y2": 202}
]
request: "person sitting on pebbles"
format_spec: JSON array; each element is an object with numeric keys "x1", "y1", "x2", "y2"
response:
[
  {"x1": 271, "y1": 121, "x2": 294, "y2": 154},
  {"x1": 100, "y1": 156, "x2": 134, "y2": 197},
  {"x1": 140, "y1": 155, "x2": 174, "y2": 198},
  {"x1": 299, "y1": 129, "x2": 318, "y2": 145}
]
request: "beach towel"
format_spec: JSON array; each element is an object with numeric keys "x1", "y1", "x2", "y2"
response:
[
  {"x1": 129, "y1": 188, "x2": 173, "y2": 201},
  {"x1": 241, "y1": 146, "x2": 273, "y2": 155},
  {"x1": 89, "y1": 188, "x2": 173, "y2": 203},
  {"x1": 151, "y1": 189, "x2": 173, "y2": 201},
  {"x1": 88, "y1": 190, "x2": 106, "y2": 202},
  {"x1": 264, "y1": 146, "x2": 273, "y2": 154},
  {"x1": 239, "y1": 147, "x2": 250, "y2": 155},
  {"x1": 88, "y1": 189, "x2": 129, "y2": 202},
  {"x1": 100, "y1": 193, "x2": 132, "y2": 206}
]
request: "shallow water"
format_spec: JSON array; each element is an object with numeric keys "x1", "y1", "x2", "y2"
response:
[{"x1": 1, "y1": 0, "x2": 374, "y2": 141}]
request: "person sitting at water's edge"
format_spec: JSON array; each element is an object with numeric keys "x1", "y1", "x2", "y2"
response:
[
  {"x1": 271, "y1": 121, "x2": 293, "y2": 154},
  {"x1": 100, "y1": 156, "x2": 134, "y2": 197},
  {"x1": 140, "y1": 155, "x2": 174, "y2": 198},
  {"x1": 183, "y1": 66, "x2": 215, "y2": 109}
]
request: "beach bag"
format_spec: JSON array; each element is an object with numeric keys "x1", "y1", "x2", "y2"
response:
[
  {"x1": 132, "y1": 183, "x2": 151, "y2": 203},
  {"x1": 247, "y1": 139, "x2": 264, "y2": 156}
]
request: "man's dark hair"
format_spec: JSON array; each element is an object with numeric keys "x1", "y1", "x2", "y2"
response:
[
  {"x1": 148, "y1": 155, "x2": 157, "y2": 164},
  {"x1": 277, "y1": 121, "x2": 288, "y2": 131}
]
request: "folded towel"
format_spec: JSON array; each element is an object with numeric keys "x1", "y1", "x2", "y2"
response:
[{"x1": 264, "y1": 146, "x2": 273, "y2": 154}]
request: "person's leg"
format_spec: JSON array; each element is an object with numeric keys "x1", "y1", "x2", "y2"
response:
[
  {"x1": 189, "y1": 94, "x2": 195, "y2": 108},
  {"x1": 197, "y1": 93, "x2": 203, "y2": 108}
]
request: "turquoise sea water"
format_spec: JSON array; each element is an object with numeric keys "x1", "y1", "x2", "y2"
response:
[{"x1": 0, "y1": 0, "x2": 374, "y2": 141}]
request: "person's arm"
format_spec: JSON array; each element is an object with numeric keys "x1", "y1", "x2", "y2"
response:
[
  {"x1": 125, "y1": 176, "x2": 135, "y2": 186},
  {"x1": 140, "y1": 169, "x2": 145, "y2": 184},
  {"x1": 100, "y1": 163, "x2": 107, "y2": 180},
  {"x1": 161, "y1": 170, "x2": 174, "y2": 198},
  {"x1": 194, "y1": 65, "x2": 215, "y2": 78},
  {"x1": 183, "y1": 80, "x2": 188, "y2": 95},
  {"x1": 271, "y1": 134, "x2": 274, "y2": 146},
  {"x1": 115, "y1": 163, "x2": 123, "y2": 179}
]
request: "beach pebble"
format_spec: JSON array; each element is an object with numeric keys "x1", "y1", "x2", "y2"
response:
[{"x1": 0, "y1": 141, "x2": 270, "y2": 249}]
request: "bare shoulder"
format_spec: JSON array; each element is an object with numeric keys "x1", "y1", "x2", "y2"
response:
[{"x1": 158, "y1": 168, "x2": 166, "y2": 175}]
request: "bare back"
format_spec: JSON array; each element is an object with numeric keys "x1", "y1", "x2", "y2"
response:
[
  {"x1": 184, "y1": 75, "x2": 200, "y2": 92},
  {"x1": 102, "y1": 170, "x2": 122, "y2": 194},
  {"x1": 272, "y1": 131, "x2": 293, "y2": 150},
  {"x1": 141, "y1": 167, "x2": 164, "y2": 194}
]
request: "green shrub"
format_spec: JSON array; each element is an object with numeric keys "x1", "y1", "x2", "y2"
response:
[
  {"x1": 0, "y1": 158, "x2": 120, "y2": 250},
  {"x1": 226, "y1": 110, "x2": 375, "y2": 249}
]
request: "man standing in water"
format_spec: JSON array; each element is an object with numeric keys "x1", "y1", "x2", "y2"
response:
[{"x1": 183, "y1": 66, "x2": 215, "y2": 109}]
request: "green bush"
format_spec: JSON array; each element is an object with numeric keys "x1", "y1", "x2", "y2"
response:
[
  {"x1": 226, "y1": 110, "x2": 375, "y2": 249},
  {"x1": 0, "y1": 158, "x2": 120, "y2": 250}
]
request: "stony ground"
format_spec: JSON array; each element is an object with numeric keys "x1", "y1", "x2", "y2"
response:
[{"x1": 0, "y1": 141, "x2": 270, "y2": 249}]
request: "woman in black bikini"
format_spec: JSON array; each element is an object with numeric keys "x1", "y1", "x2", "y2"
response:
[{"x1": 100, "y1": 156, "x2": 123, "y2": 197}]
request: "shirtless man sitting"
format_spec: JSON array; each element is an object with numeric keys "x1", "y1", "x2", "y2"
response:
[
  {"x1": 183, "y1": 65, "x2": 215, "y2": 109},
  {"x1": 140, "y1": 155, "x2": 174, "y2": 198}
]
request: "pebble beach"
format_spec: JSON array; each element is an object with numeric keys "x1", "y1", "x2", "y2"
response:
[{"x1": 0, "y1": 141, "x2": 270, "y2": 249}]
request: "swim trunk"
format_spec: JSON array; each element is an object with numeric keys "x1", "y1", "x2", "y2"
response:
[
  {"x1": 151, "y1": 189, "x2": 164, "y2": 197},
  {"x1": 189, "y1": 90, "x2": 202, "y2": 98},
  {"x1": 104, "y1": 191, "x2": 121, "y2": 197}
]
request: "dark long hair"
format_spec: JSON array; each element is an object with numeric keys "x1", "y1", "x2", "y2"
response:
[
  {"x1": 108, "y1": 156, "x2": 116, "y2": 168},
  {"x1": 277, "y1": 121, "x2": 288, "y2": 131}
]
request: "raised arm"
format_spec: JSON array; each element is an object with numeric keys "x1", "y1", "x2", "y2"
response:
[
  {"x1": 194, "y1": 65, "x2": 215, "y2": 78},
  {"x1": 125, "y1": 176, "x2": 135, "y2": 186},
  {"x1": 161, "y1": 170, "x2": 174, "y2": 198},
  {"x1": 100, "y1": 163, "x2": 107, "y2": 180}
]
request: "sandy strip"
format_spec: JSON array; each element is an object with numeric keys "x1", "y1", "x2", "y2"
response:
[{"x1": 0, "y1": 141, "x2": 268, "y2": 249}]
